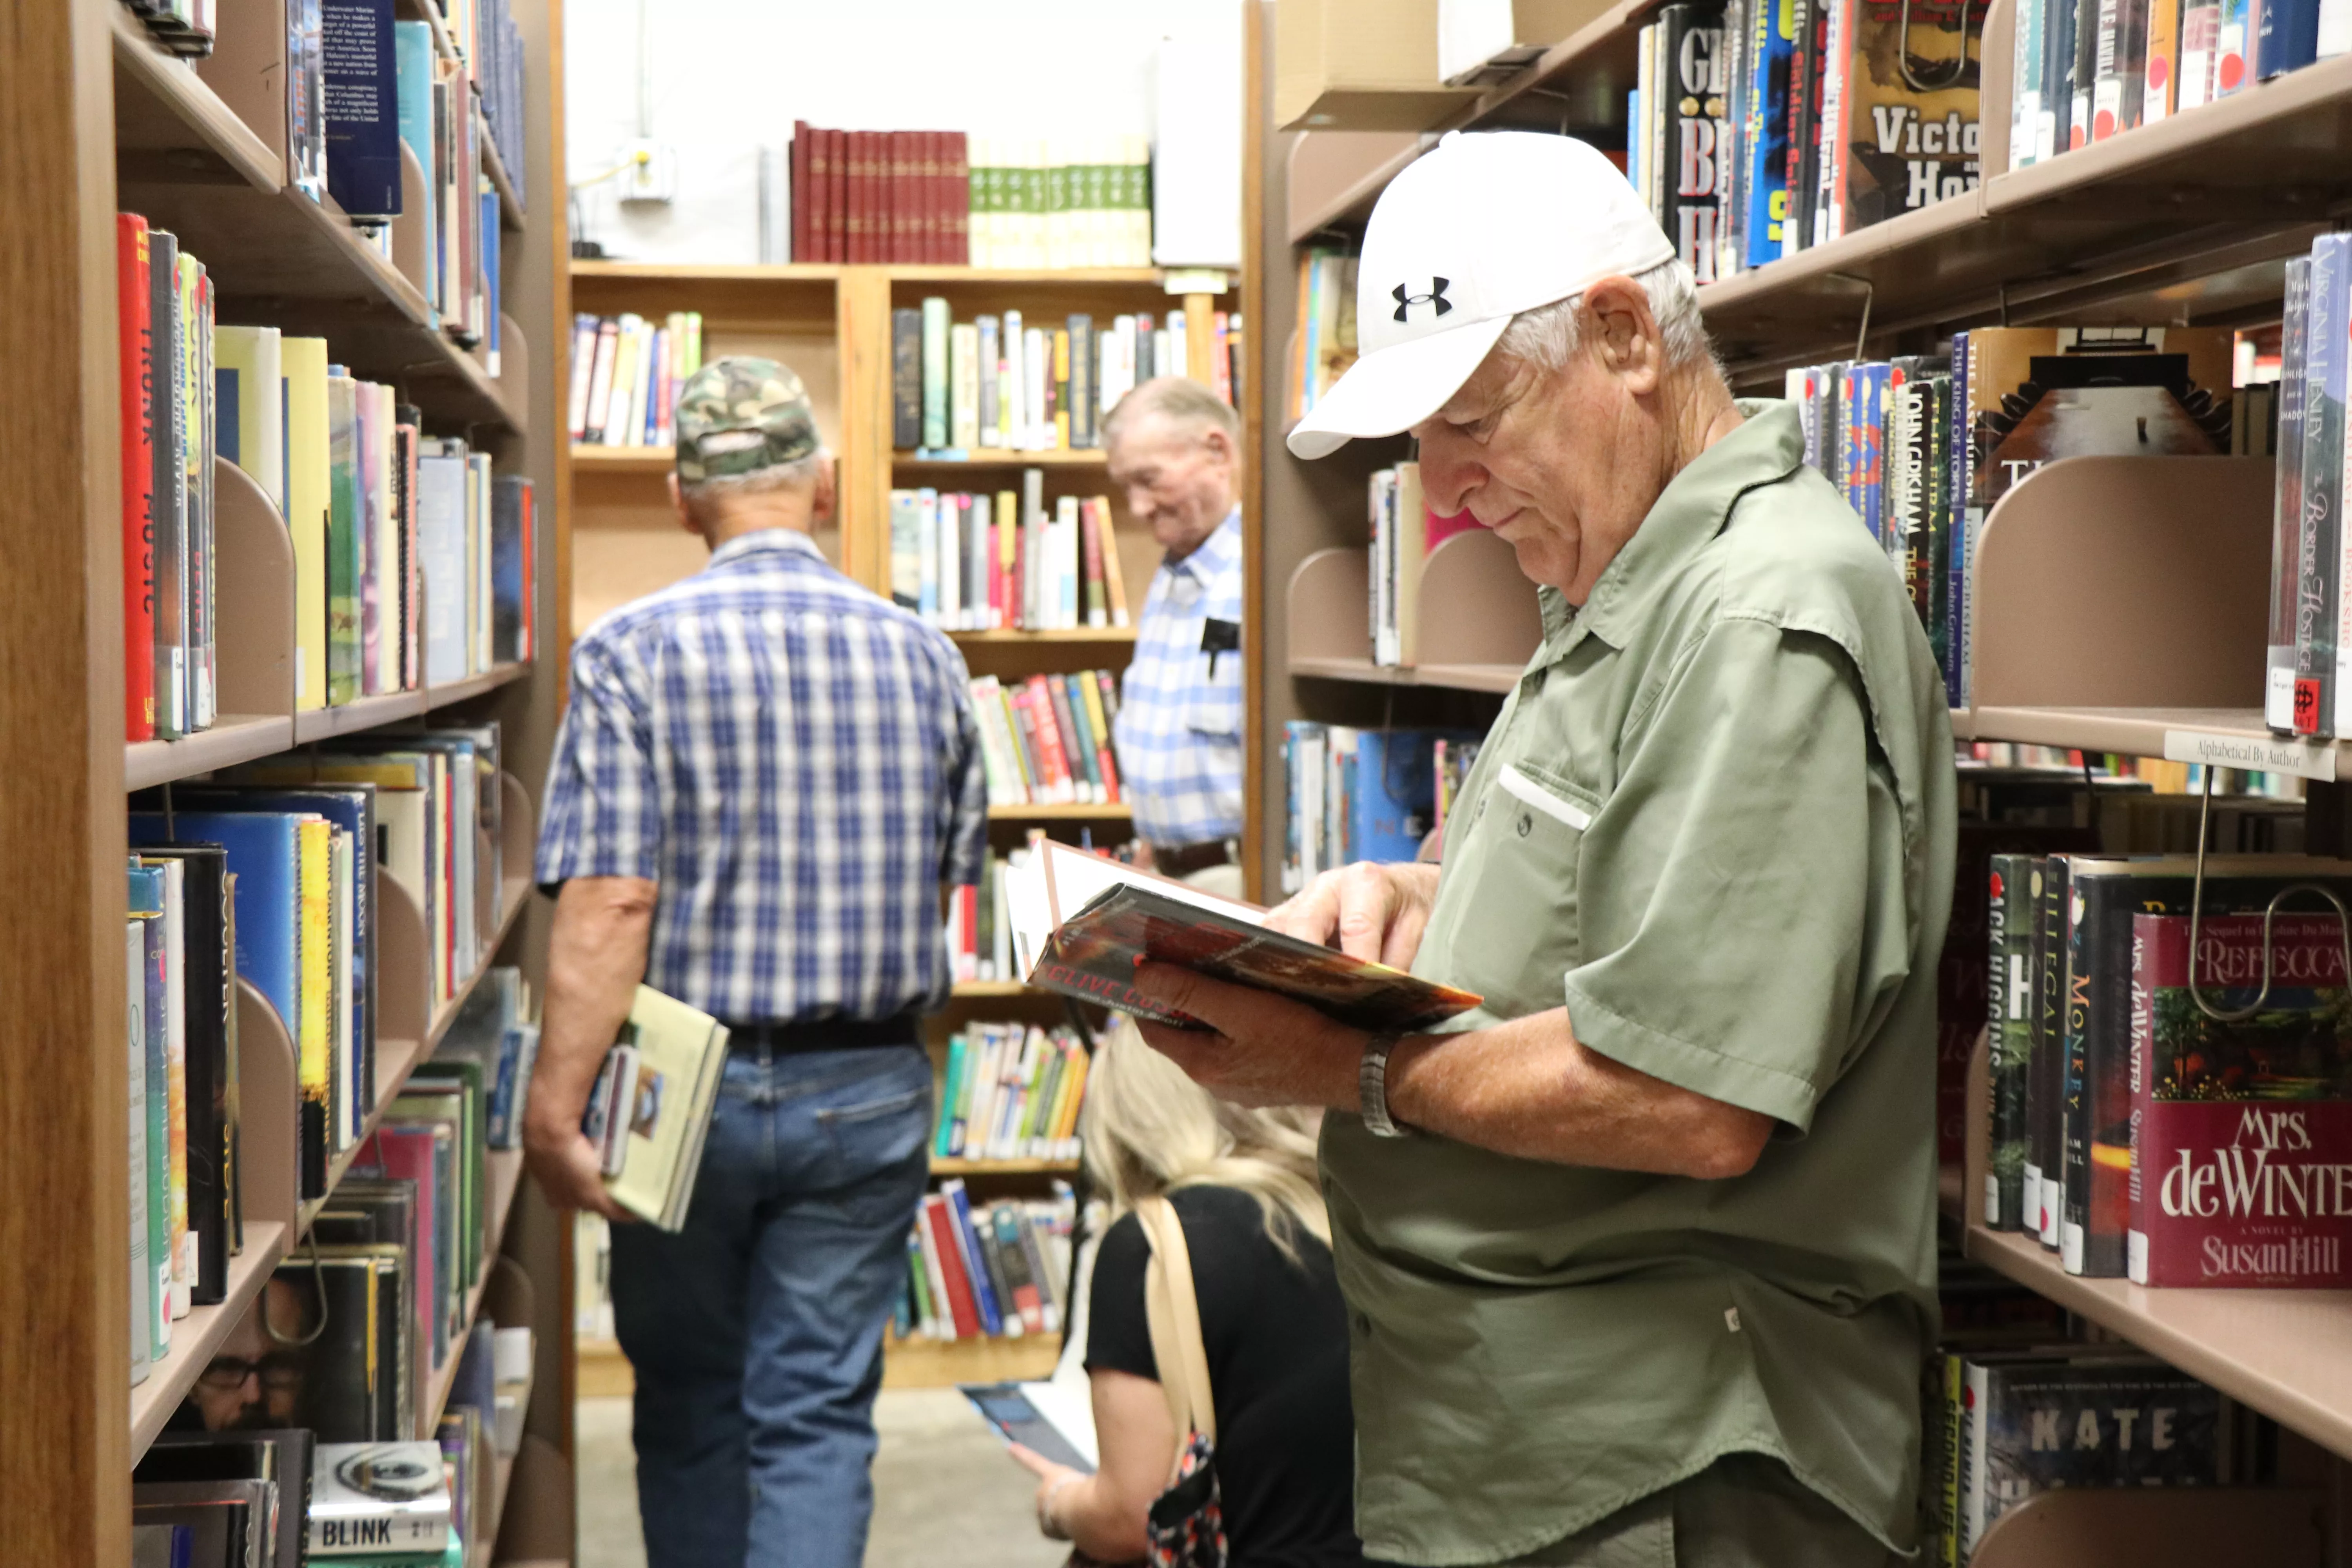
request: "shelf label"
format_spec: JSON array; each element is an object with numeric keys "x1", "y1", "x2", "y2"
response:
[
  {"x1": 2161, "y1": 728, "x2": 2339, "y2": 782},
  {"x1": 1162, "y1": 268, "x2": 1230, "y2": 296}
]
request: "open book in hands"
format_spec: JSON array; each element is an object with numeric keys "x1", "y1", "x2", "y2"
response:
[{"x1": 1003, "y1": 840, "x2": 1480, "y2": 1032}]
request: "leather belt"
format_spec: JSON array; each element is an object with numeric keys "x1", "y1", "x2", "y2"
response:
[
  {"x1": 719, "y1": 1014, "x2": 922, "y2": 1055},
  {"x1": 1154, "y1": 838, "x2": 1238, "y2": 879}
]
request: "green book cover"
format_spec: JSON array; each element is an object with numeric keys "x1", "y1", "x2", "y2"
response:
[
  {"x1": 935, "y1": 1034, "x2": 967, "y2": 1157},
  {"x1": 920, "y1": 296, "x2": 950, "y2": 450},
  {"x1": 326, "y1": 370, "x2": 363, "y2": 706}
]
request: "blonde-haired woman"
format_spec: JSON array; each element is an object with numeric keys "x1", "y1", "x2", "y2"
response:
[{"x1": 1011, "y1": 1020, "x2": 1367, "y2": 1567}]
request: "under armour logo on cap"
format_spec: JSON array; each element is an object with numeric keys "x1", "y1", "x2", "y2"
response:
[{"x1": 1392, "y1": 278, "x2": 1452, "y2": 322}]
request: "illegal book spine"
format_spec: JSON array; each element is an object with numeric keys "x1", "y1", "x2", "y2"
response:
[
  {"x1": 1986, "y1": 853, "x2": 2036, "y2": 1228},
  {"x1": 120, "y1": 214, "x2": 158, "y2": 743},
  {"x1": 2269, "y1": 255, "x2": 2312, "y2": 732},
  {"x1": 2297, "y1": 234, "x2": 2349, "y2": 736},
  {"x1": 2129, "y1": 911, "x2": 2352, "y2": 1287},
  {"x1": 1835, "y1": 0, "x2": 1986, "y2": 234},
  {"x1": 2032, "y1": 854, "x2": 2071, "y2": 1247}
]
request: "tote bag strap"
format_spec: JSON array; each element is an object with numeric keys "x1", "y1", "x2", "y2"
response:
[{"x1": 1136, "y1": 1194, "x2": 1217, "y2": 1461}]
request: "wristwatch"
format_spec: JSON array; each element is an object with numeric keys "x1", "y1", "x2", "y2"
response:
[{"x1": 1359, "y1": 1032, "x2": 1413, "y2": 1138}]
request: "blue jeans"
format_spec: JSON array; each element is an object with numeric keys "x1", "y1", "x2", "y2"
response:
[{"x1": 610, "y1": 1043, "x2": 932, "y2": 1568}]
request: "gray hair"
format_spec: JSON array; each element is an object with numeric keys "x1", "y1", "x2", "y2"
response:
[
  {"x1": 679, "y1": 448, "x2": 829, "y2": 515},
  {"x1": 1102, "y1": 375, "x2": 1241, "y2": 450},
  {"x1": 1494, "y1": 259, "x2": 1719, "y2": 379}
]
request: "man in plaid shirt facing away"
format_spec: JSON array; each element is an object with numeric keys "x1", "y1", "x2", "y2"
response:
[{"x1": 527, "y1": 358, "x2": 988, "y2": 1568}]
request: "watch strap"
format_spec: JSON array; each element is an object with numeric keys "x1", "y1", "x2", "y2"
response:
[{"x1": 1359, "y1": 1031, "x2": 1411, "y2": 1138}]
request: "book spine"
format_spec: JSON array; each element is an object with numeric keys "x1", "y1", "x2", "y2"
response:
[
  {"x1": 150, "y1": 230, "x2": 187, "y2": 739},
  {"x1": 2334, "y1": 241, "x2": 2352, "y2": 739},
  {"x1": 2300, "y1": 234, "x2": 2348, "y2": 736},
  {"x1": 942, "y1": 1181, "x2": 1004, "y2": 1335},
  {"x1": 120, "y1": 215, "x2": 158, "y2": 743},
  {"x1": 1949, "y1": 332, "x2": 1973, "y2": 707},
  {"x1": 1986, "y1": 855, "x2": 2035, "y2": 1229},
  {"x1": 2145, "y1": 0, "x2": 2182, "y2": 116},
  {"x1": 2092, "y1": 0, "x2": 2150, "y2": 137},
  {"x1": 921, "y1": 1195, "x2": 975, "y2": 1338},
  {"x1": 2071, "y1": 0, "x2": 2104, "y2": 145},
  {"x1": 2270, "y1": 258, "x2": 2312, "y2": 731},
  {"x1": 1744, "y1": 0, "x2": 1795, "y2": 265},
  {"x1": 920, "y1": 296, "x2": 949, "y2": 451},
  {"x1": 1027, "y1": 676, "x2": 1076, "y2": 802}
]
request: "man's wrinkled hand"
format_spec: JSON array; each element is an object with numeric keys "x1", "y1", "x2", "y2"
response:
[
  {"x1": 1264, "y1": 860, "x2": 1442, "y2": 969},
  {"x1": 1131, "y1": 962, "x2": 1364, "y2": 1112},
  {"x1": 524, "y1": 1116, "x2": 629, "y2": 1221}
]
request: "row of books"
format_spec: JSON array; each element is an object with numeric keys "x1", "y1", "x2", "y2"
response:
[
  {"x1": 1280, "y1": 725, "x2": 1478, "y2": 893},
  {"x1": 143, "y1": 1325, "x2": 534, "y2": 1564},
  {"x1": 2005, "y1": 0, "x2": 2352, "y2": 173},
  {"x1": 566, "y1": 310, "x2": 706, "y2": 448},
  {"x1": 117, "y1": 217, "x2": 535, "y2": 740},
  {"x1": 1981, "y1": 845, "x2": 2352, "y2": 1287},
  {"x1": 948, "y1": 848, "x2": 1022, "y2": 984},
  {"x1": 1932, "y1": 766, "x2": 2309, "y2": 1165},
  {"x1": 577, "y1": 986, "x2": 730, "y2": 1232},
  {"x1": 897, "y1": 1182, "x2": 1078, "y2": 1343},
  {"x1": 1366, "y1": 461, "x2": 1484, "y2": 668},
  {"x1": 785, "y1": 127, "x2": 1155, "y2": 268},
  {"x1": 1784, "y1": 325, "x2": 2241, "y2": 709},
  {"x1": 1290, "y1": 248, "x2": 1358, "y2": 423},
  {"x1": 970, "y1": 671, "x2": 1127, "y2": 810},
  {"x1": 2267, "y1": 238, "x2": 2352, "y2": 737},
  {"x1": 934, "y1": 1024, "x2": 1091, "y2": 1162},
  {"x1": 126, "y1": 728, "x2": 513, "y2": 1208},
  {"x1": 1918, "y1": 1245, "x2": 2250, "y2": 1564},
  {"x1": 887, "y1": 476, "x2": 1133, "y2": 632},
  {"x1": 118, "y1": 0, "x2": 212, "y2": 55},
  {"x1": 893, "y1": 301, "x2": 1236, "y2": 457}
]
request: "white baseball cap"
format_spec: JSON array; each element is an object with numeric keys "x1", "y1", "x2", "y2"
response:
[{"x1": 1287, "y1": 131, "x2": 1676, "y2": 461}]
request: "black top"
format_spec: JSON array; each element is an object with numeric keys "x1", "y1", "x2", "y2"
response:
[{"x1": 1086, "y1": 1185, "x2": 1367, "y2": 1568}]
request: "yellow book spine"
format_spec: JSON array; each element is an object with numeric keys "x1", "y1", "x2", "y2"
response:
[
  {"x1": 282, "y1": 338, "x2": 334, "y2": 710},
  {"x1": 298, "y1": 818, "x2": 333, "y2": 1147},
  {"x1": 1094, "y1": 495, "x2": 1132, "y2": 628},
  {"x1": 1053, "y1": 329, "x2": 1071, "y2": 450},
  {"x1": 1076, "y1": 670, "x2": 1115, "y2": 803},
  {"x1": 1051, "y1": 1039, "x2": 1089, "y2": 1142}
]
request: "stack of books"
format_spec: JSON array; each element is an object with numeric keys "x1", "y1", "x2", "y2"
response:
[
  {"x1": 787, "y1": 126, "x2": 971, "y2": 264},
  {"x1": 888, "y1": 474, "x2": 1131, "y2": 632},
  {"x1": 969, "y1": 672, "x2": 1124, "y2": 810},
  {"x1": 1281, "y1": 726, "x2": 1481, "y2": 893},
  {"x1": 899, "y1": 1182, "x2": 1077, "y2": 1343},
  {"x1": 1782, "y1": 326, "x2": 2240, "y2": 709},
  {"x1": 568, "y1": 311, "x2": 705, "y2": 449},
  {"x1": 966, "y1": 135, "x2": 1155, "y2": 268},
  {"x1": 1289, "y1": 247, "x2": 1357, "y2": 423},
  {"x1": 1365, "y1": 462, "x2": 1485, "y2": 668},
  {"x1": 893, "y1": 299, "x2": 1235, "y2": 457},
  {"x1": 935, "y1": 1024, "x2": 1089, "y2": 1162}
]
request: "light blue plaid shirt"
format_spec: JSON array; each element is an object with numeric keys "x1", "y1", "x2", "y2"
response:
[
  {"x1": 536, "y1": 529, "x2": 989, "y2": 1023},
  {"x1": 1113, "y1": 508, "x2": 1245, "y2": 848}
]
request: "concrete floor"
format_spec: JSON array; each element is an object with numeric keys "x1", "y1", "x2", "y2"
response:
[{"x1": 576, "y1": 1393, "x2": 1067, "y2": 1568}]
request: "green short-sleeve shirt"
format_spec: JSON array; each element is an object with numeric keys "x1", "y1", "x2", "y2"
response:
[{"x1": 1320, "y1": 400, "x2": 1958, "y2": 1566}]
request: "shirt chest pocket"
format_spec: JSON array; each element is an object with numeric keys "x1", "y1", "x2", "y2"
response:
[
  {"x1": 1443, "y1": 763, "x2": 1597, "y2": 1019},
  {"x1": 1181, "y1": 649, "x2": 1243, "y2": 742}
]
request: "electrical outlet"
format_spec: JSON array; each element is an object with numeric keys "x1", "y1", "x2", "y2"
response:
[{"x1": 617, "y1": 138, "x2": 676, "y2": 204}]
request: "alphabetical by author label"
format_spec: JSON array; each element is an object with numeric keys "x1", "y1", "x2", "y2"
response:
[{"x1": 2162, "y1": 728, "x2": 2339, "y2": 782}]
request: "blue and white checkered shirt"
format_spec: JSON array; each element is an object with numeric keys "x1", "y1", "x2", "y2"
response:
[
  {"x1": 535, "y1": 529, "x2": 989, "y2": 1024},
  {"x1": 1112, "y1": 508, "x2": 1245, "y2": 848}
]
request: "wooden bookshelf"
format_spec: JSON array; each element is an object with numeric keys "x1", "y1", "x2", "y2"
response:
[
  {"x1": 895, "y1": 449, "x2": 1109, "y2": 469},
  {"x1": 950, "y1": 626, "x2": 1139, "y2": 644},
  {"x1": 931, "y1": 1156, "x2": 1080, "y2": 1176},
  {"x1": 569, "y1": 445, "x2": 673, "y2": 474},
  {"x1": 2, "y1": 0, "x2": 574, "y2": 1553},
  {"x1": 577, "y1": 1328, "x2": 1065, "y2": 1397},
  {"x1": 423, "y1": 1147, "x2": 528, "y2": 1434},
  {"x1": 986, "y1": 802, "x2": 1131, "y2": 821},
  {"x1": 950, "y1": 980, "x2": 1038, "y2": 998}
]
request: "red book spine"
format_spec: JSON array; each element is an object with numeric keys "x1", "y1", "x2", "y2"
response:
[
  {"x1": 1078, "y1": 498, "x2": 1107, "y2": 628},
  {"x1": 916, "y1": 130, "x2": 936, "y2": 266},
  {"x1": 840, "y1": 131, "x2": 860, "y2": 264},
  {"x1": 518, "y1": 481, "x2": 535, "y2": 661},
  {"x1": 925, "y1": 1195, "x2": 982, "y2": 1338},
  {"x1": 902, "y1": 129, "x2": 922, "y2": 266},
  {"x1": 962, "y1": 884, "x2": 979, "y2": 974},
  {"x1": 859, "y1": 131, "x2": 879, "y2": 265},
  {"x1": 2129, "y1": 911, "x2": 2352, "y2": 1287},
  {"x1": 945, "y1": 131, "x2": 970, "y2": 267},
  {"x1": 790, "y1": 120, "x2": 811, "y2": 263},
  {"x1": 1024, "y1": 675, "x2": 1074, "y2": 800},
  {"x1": 823, "y1": 128, "x2": 844, "y2": 263},
  {"x1": 118, "y1": 212, "x2": 157, "y2": 742}
]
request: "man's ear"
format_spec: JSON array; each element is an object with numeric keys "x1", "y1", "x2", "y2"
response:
[
  {"x1": 1579, "y1": 275, "x2": 1663, "y2": 398},
  {"x1": 1201, "y1": 425, "x2": 1237, "y2": 468},
  {"x1": 811, "y1": 454, "x2": 838, "y2": 525}
]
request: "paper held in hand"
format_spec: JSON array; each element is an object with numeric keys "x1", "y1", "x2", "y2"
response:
[
  {"x1": 579, "y1": 985, "x2": 730, "y2": 1231},
  {"x1": 1004, "y1": 840, "x2": 1480, "y2": 1031}
]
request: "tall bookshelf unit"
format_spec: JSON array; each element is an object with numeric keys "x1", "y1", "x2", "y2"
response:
[
  {"x1": 0, "y1": 0, "x2": 575, "y2": 1559},
  {"x1": 566, "y1": 258, "x2": 1235, "y2": 1390},
  {"x1": 1242, "y1": 0, "x2": 2352, "y2": 1558}
]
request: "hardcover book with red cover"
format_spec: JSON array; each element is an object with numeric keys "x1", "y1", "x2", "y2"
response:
[
  {"x1": 924, "y1": 1193, "x2": 982, "y2": 1338},
  {"x1": 790, "y1": 121, "x2": 810, "y2": 263},
  {"x1": 2129, "y1": 910, "x2": 2352, "y2": 1287},
  {"x1": 119, "y1": 212, "x2": 158, "y2": 742}
]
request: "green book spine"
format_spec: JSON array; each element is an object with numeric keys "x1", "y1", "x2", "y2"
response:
[
  {"x1": 920, "y1": 296, "x2": 950, "y2": 450},
  {"x1": 936, "y1": 1035, "x2": 967, "y2": 1157},
  {"x1": 907, "y1": 1229, "x2": 935, "y2": 1332},
  {"x1": 326, "y1": 372, "x2": 362, "y2": 705}
]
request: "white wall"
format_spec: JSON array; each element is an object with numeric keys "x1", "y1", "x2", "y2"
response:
[{"x1": 566, "y1": 0, "x2": 1241, "y2": 264}]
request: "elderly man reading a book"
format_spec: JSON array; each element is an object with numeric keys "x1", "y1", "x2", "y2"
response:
[{"x1": 1136, "y1": 132, "x2": 1957, "y2": 1568}]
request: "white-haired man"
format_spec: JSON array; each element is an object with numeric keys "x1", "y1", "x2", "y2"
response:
[
  {"x1": 529, "y1": 358, "x2": 988, "y2": 1568},
  {"x1": 1132, "y1": 132, "x2": 1956, "y2": 1566},
  {"x1": 1105, "y1": 376, "x2": 1247, "y2": 898}
]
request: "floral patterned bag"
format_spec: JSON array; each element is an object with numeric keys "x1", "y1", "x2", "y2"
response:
[{"x1": 1136, "y1": 1195, "x2": 1227, "y2": 1568}]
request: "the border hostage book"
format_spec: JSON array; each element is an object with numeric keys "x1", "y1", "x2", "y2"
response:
[{"x1": 1006, "y1": 840, "x2": 1480, "y2": 1033}]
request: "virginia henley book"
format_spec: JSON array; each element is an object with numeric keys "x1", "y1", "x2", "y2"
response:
[{"x1": 1003, "y1": 840, "x2": 1480, "y2": 1032}]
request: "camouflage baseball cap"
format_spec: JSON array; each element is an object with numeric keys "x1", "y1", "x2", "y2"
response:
[{"x1": 673, "y1": 356, "x2": 821, "y2": 482}]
